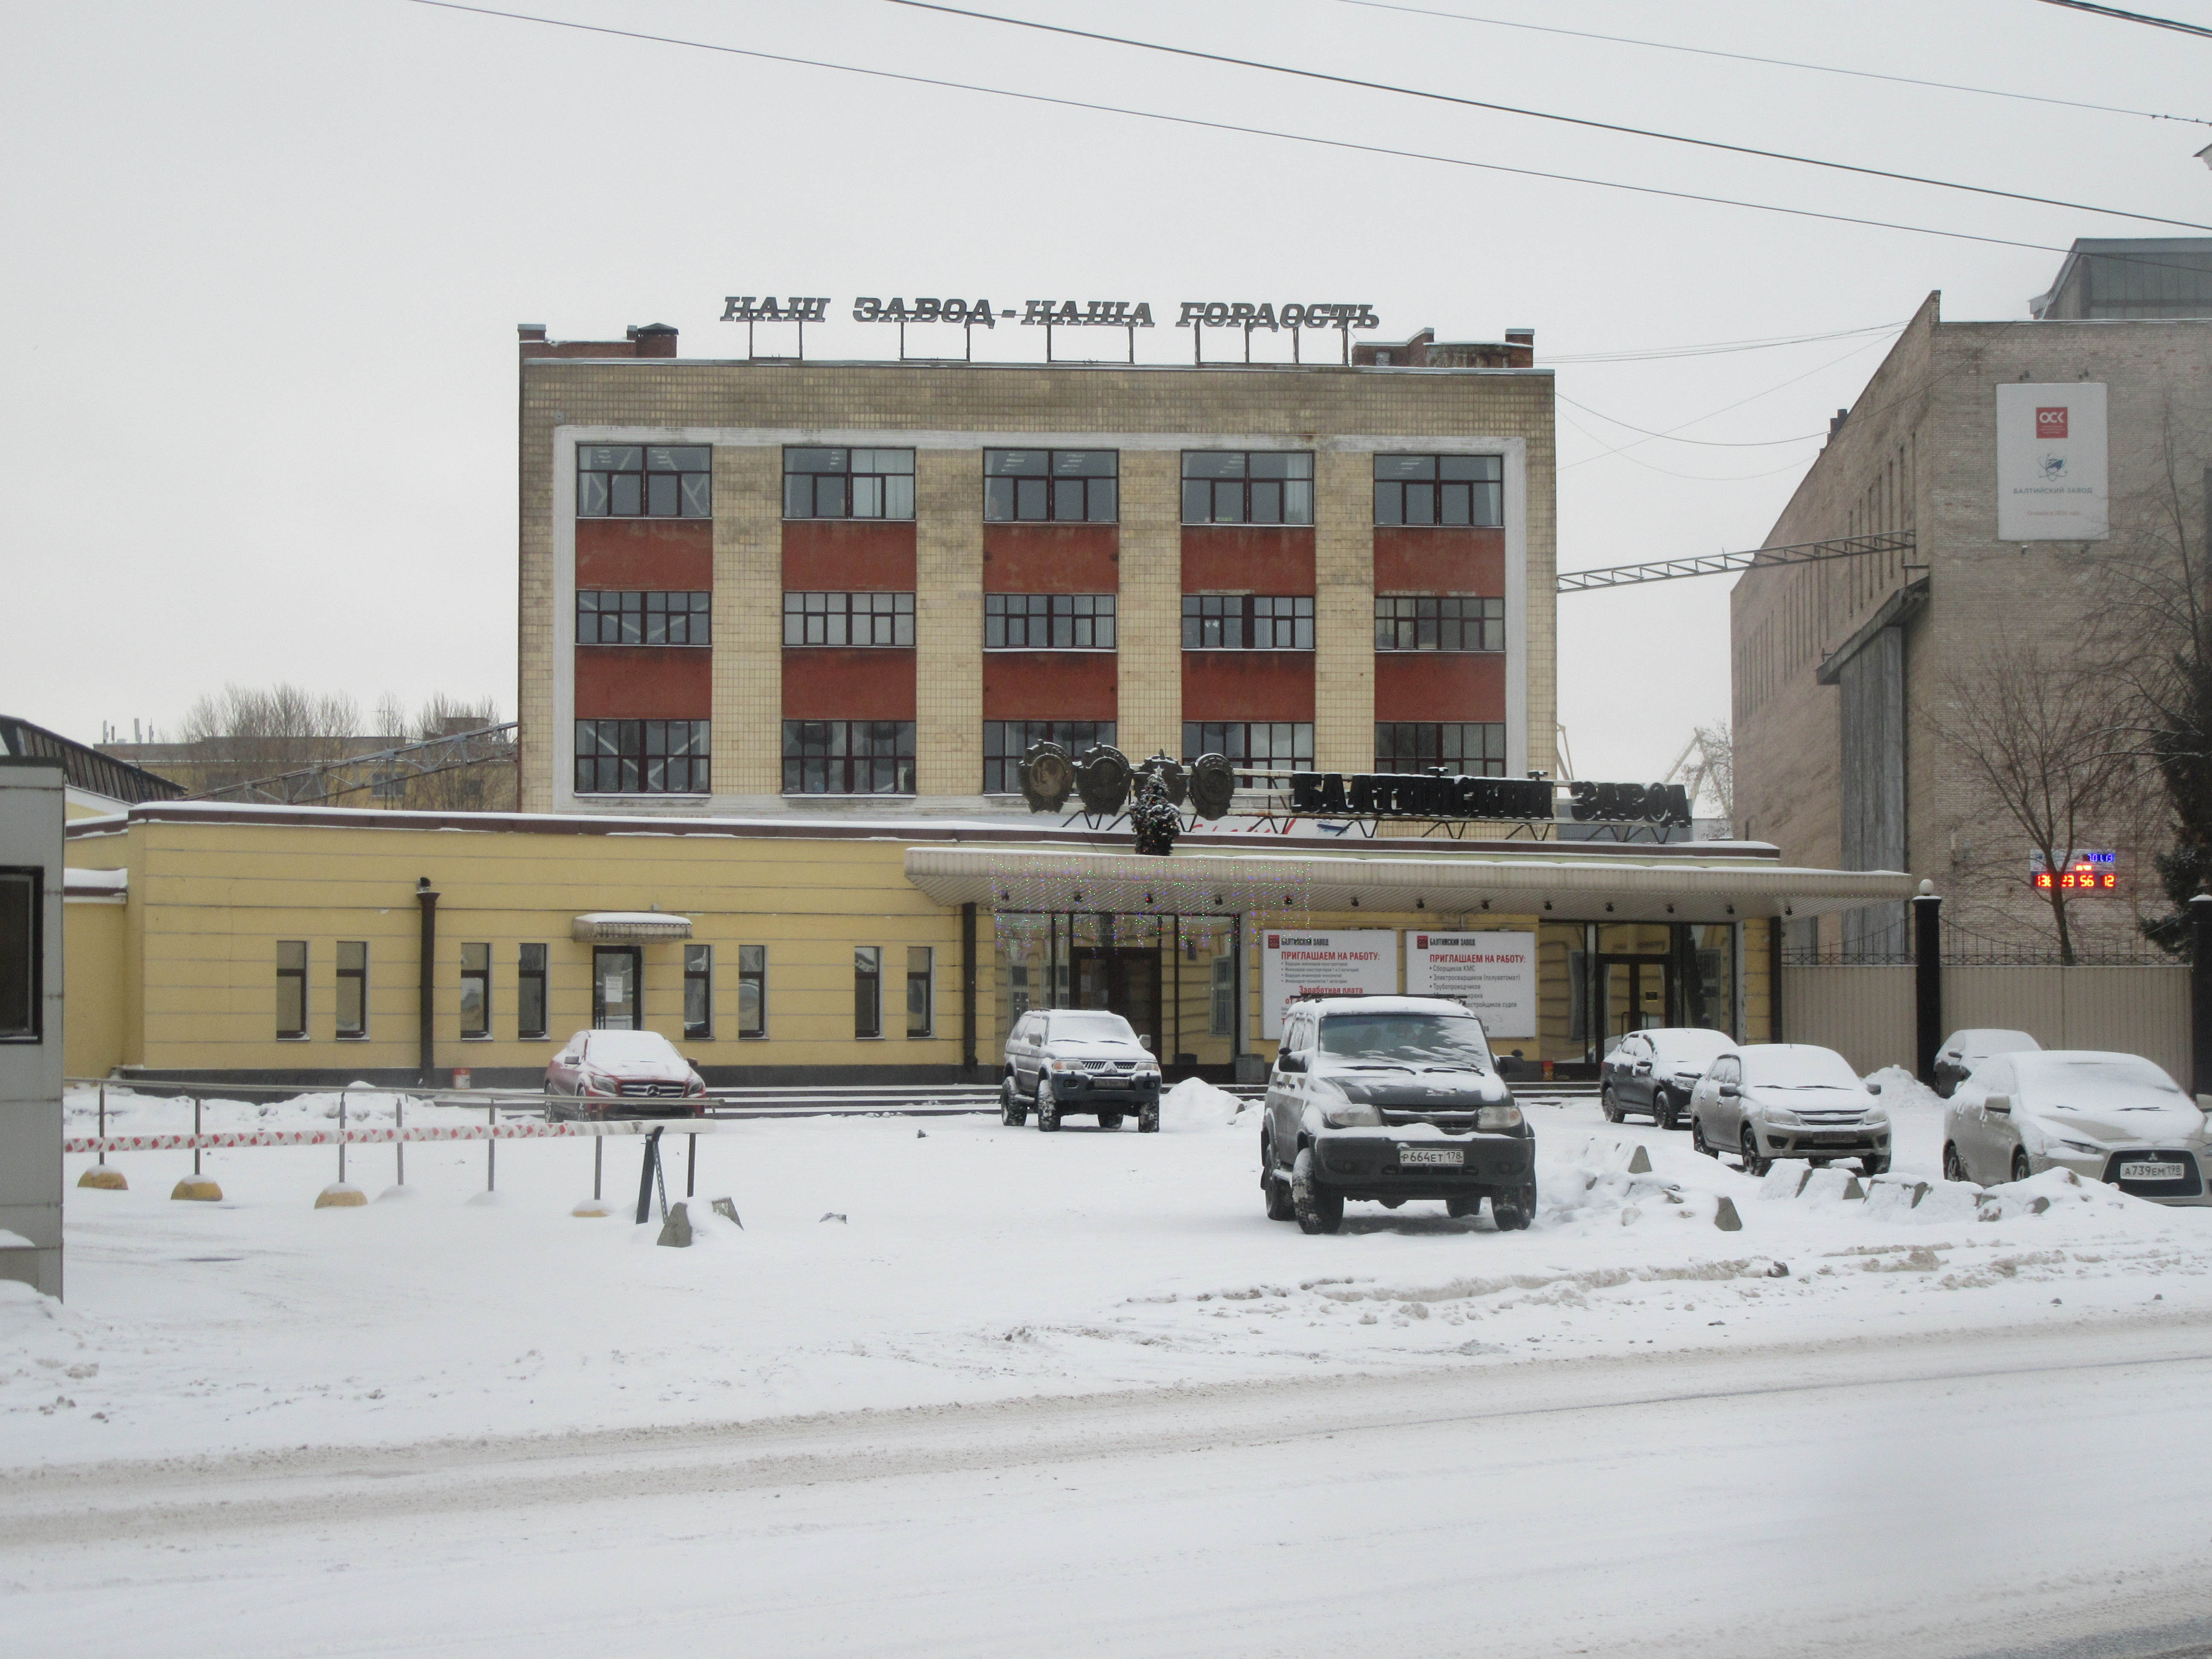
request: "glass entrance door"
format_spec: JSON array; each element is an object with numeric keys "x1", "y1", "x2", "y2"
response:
[
  {"x1": 1601, "y1": 955, "x2": 1672, "y2": 1042},
  {"x1": 593, "y1": 946, "x2": 641, "y2": 1029},
  {"x1": 1074, "y1": 948, "x2": 1162, "y2": 1054}
]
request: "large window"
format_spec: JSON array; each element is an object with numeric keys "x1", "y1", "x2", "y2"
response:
[
  {"x1": 460, "y1": 943, "x2": 490, "y2": 1039},
  {"x1": 855, "y1": 946, "x2": 883, "y2": 1039},
  {"x1": 0, "y1": 869, "x2": 37, "y2": 1041},
  {"x1": 984, "y1": 720, "x2": 1116, "y2": 793},
  {"x1": 336, "y1": 941, "x2": 367, "y2": 1039},
  {"x1": 1182, "y1": 452, "x2": 1314, "y2": 525},
  {"x1": 984, "y1": 450, "x2": 1118, "y2": 522},
  {"x1": 1374, "y1": 595, "x2": 1505, "y2": 652},
  {"x1": 783, "y1": 592, "x2": 915, "y2": 647},
  {"x1": 783, "y1": 447, "x2": 915, "y2": 520},
  {"x1": 574, "y1": 720, "x2": 711, "y2": 795},
  {"x1": 1182, "y1": 722, "x2": 1314, "y2": 773},
  {"x1": 1182, "y1": 595, "x2": 1313, "y2": 650},
  {"x1": 783, "y1": 720, "x2": 915, "y2": 795},
  {"x1": 685, "y1": 944, "x2": 713, "y2": 1040},
  {"x1": 738, "y1": 945, "x2": 766, "y2": 1038},
  {"x1": 1376, "y1": 722, "x2": 1508, "y2": 776},
  {"x1": 578, "y1": 591, "x2": 711, "y2": 646},
  {"x1": 518, "y1": 943, "x2": 548, "y2": 1040},
  {"x1": 578, "y1": 445, "x2": 711, "y2": 518},
  {"x1": 1210, "y1": 956, "x2": 1235, "y2": 1039},
  {"x1": 1374, "y1": 454, "x2": 1503, "y2": 527},
  {"x1": 906, "y1": 946, "x2": 934, "y2": 1038},
  {"x1": 276, "y1": 940, "x2": 306, "y2": 1040},
  {"x1": 985, "y1": 594, "x2": 1115, "y2": 650}
]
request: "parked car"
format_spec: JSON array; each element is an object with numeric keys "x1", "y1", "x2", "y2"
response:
[
  {"x1": 1260, "y1": 995, "x2": 1535, "y2": 1235},
  {"x1": 545, "y1": 1028, "x2": 707, "y2": 1118},
  {"x1": 1933, "y1": 1028, "x2": 2043, "y2": 1098},
  {"x1": 1688, "y1": 1043, "x2": 1890, "y2": 1177},
  {"x1": 1001, "y1": 1008, "x2": 1162, "y2": 1132},
  {"x1": 1601, "y1": 1027, "x2": 1733, "y2": 1129},
  {"x1": 1943, "y1": 1050, "x2": 2212, "y2": 1202}
]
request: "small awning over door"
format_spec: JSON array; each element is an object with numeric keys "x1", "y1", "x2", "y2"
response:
[{"x1": 572, "y1": 912, "x2": 694, "y2": 943}]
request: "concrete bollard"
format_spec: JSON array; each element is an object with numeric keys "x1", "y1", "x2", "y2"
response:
[
  {"x1": 710, "y1": 1196, "x2": 742, "y2": 1228},
  {"x1": 1712, "y1": 1196, "x2": 1742, "y2": 1231},
  {"x1": 657, "y1": 1201, "x2": 694, "y2": 1247},
  {"x1": 314, "y1": 1183, "x2": 367, "y2": 1209},
  {"x1": 1626, "y1": 1144, "x2": 1652, "y2": 1175},
  {"x1": 78, "y1": 1167, "x2": 128, "y2": 1190},
  {"x1": 171, "y1": 1177, "x2": 222, "y2": 1201}
]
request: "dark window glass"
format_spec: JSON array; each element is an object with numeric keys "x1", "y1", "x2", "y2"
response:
[
  {"x1": 981, "y1": 721, "x2": 1117, "y2": 793},
  {"x1": 738, "y1": 944, "x2": 766, "y2": 1038},
  {"x1": 685, "y1": 944, "x2": 713, "y2": 1040},
  {"x1": 1374, "y1": 722, "x2": 1508, "y2": 776},
  {"x1": 579, "y1": 445, "x2": 711, "y2": 519},
  {"x1": 1182, "y1": 452, "x2": 1313, "y2": 525},
  {"x1": 336, "y1": 940, "x2": 367, "y2": 1039},
  {"x1": 1374, "y1": 454, "x2": 1503, "y2": 527},
  {"x1": 276, "y1": 940, "x2": 306, "y2": 1040},
  {"x1": 907, "y1": 946, "x2": 933, "y2": 1038},
  {"x1": 577, "y1": 591, "x2": 712, "y2": 646},
  {"x1": 460, "y1": 942, "x2": 490, "y2": 1039},
  {"x1": 573, "y1": 720, "x2": 711, "y2": 795},
  {"x1": 782, "y1": 592, "x2": 915, "y2": 647},
  {"x1": 984, "y1": 450, "x2": 1118, "y2": 521},
  {"x1": 518, "y1": 943, "x2": 547, "y2": 1040},
  {"x1": 0, "y1": 869, "x2": 39, "y2": 1041},
  {"x1": 782, "y1": 447, "x2": 916, "y2": 520},
  {"x1": 855, "y1": 946, "x2": 882, "y2": 1039},
  {"x1": 1179, "y1": 722, "x2": 1314, "y2": 779},
  {"x1": 1180, "y1": 595, "x2": 1314, "y2": 650},
  {"x1": 1373, "y1": 595, "x2": 1505, "y2": 652},
  {"x1": 781, "y1": 721, "x2": 916, "y2": 795},
  {"x1": 983, "y1": 594, "x2": 1115, "y2": 650}
]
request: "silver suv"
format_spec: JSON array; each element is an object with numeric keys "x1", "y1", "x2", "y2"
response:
[
  {"x1": 1001, "y1": 1008, "x2": 1163, "y2": 1132},
  {"x1": 1260, "y1": 995, "x2": 1536, "y2": 1234}
]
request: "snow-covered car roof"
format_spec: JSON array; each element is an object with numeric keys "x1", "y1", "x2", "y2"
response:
[
  {"x1": 1730, "y1": 1044, "x2": 1866, "y2": 1089},
  {"x1": 575, "y1": 1029, "x2": 687, "y2": 1063},
  {"x1": 2007, "y1": 1050, "x2": 2185, "y2": 1101},
  {"x1": 1941, "y1": 1028, "x2": 2043, "y2": 1057},
  {"x1": 1633, "y1": 1028, "x2": 1733, "y2": 1061}
]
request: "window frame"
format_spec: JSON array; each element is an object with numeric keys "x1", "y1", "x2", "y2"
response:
[
  {"x1": 1372, "y1": 453, "x2": 1504, "y2": 527},
  {"x1": 577, "y1": 590, "x2": 713, "y2": 647},
  {"x1": 518, "y1": 943, "x2": 548, "y2": 1041},
  {"x1": 782, "y1": 591, "x2": 916, "y2": 648},
  {"x1": 1180, "y1": 451, "x2": 1315, "y2": 526},
  {"x1": 983, "y1": 594, "x2": 1116, "y2": 651},
  {"x1": 1181, "y1": 594, "x2": 1315, "y2": 651},
  {"x1": 982, "y1": 721, "x2": 1117, "y2": 794},
  {"x1": 577, "y1": 444, "x2": 712, "y2": 520},
  {"x1": 574, "y1": 719, "x2": 711, "y2": 796},
  {"x1": 1373, "y1": 594, "x2": 1505, "y2": 653},
  {"x1": 335, "y1": 940, "x2": 367, "y2": 1040},
  {"x1": 782, "y1": 447, "x2": 917, "y2": 521},
  {"x1": 276, "y1": 940, "x2": 307, "y2": 1041},
  {"x1": 983, "y1": 449, "x2": 1120, "y2": 524},
  {"x1": 684, "y1": 943, "x2": 713, "y2": 1041},
  {"x1": 0, "y1": 868, "x2": 41, "y2": 1043},
  {"x1": 1209, "y1": 955, "x2": 1235, "y2": 1039},
  {"x1": 460, "y1": 942, "x2": 491, "y2": 1040},
  {"x1": 782, "y1": 720, "x2": 917, "y2": 796},
  {"x1": 855, "y1": 946, "x2": 883, "y2": 1039},
  {"x1": 906, "y1": 946, "x2": 934, "y2": 1039},
  {"x1": 1180, "y1": 722, "x2": 1315, "y2": 776},
  {"x1": 1374, "y1": 722, "x2": 1509, "y2": 777},
  {"x1": 738, "y1": 944, "x2": 767, "y2": 1039}
]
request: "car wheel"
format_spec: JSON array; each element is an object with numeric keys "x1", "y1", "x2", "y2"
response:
[
  {"x1": 1600, "y1": 1084, "x2": 1621, "y2": 1123},
  {"x1": 1943, "y1": 1142, "x2": 1969, "y2": 1184},
  {"x1": 1491, "y1": 1182, "x2": 1535, "y2": 1231},
  {"x1": 1691, "y1": 1115, "x2": 1718, "y2": 1158},
  {"x1": 1263, "y1": 1136, "x2": 1295, "y2": 1220},
  {"x1": 1139, "y1": 1099, "x2": 1160, "y2": 1133},
  {"x1": 1097, "y1": 1111, "x2": 1124, "y2": 1130},
  {"x1": 1035, "y1": 1078, "x2": 1061, "y2": 1133},
  {"x1": 2010, "y1": 1147, "x2": 2032, "y2": 1184},
  {"x1": 1446, "y1": 1194, "x2": 1480, "y2": 1220},
  {"x1": 1740, "y1": 1124, "x2": 1772, "y2": 1178},
  {"x1": 1860, "y1": 1153, "x2": 1892, "y2": 1177},
  {"x1": 1000, "y1": 1077, "x2": 1028, "y2": 1128},
  {"x1": 1651, "y1": 1086, "x2": 1677, "y2": 1129},
  {"x1": 1291, "y1": 1147, "x2": 1343, "y2": 1235}
]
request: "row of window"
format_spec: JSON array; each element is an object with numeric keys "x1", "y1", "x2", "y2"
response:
[
  {"x1": 579, "y1": 447, "x2": 1506, "y2": 528},
  {"x1": 574, "y1": 720, "x2": 710, "y2": 796},
  {"x1": 575, "y1": 721, "x2": 1506, "y2": 795},
  {"x1": 588, "y1": 592, "x2": 1503, "y2": 653},
  {"x1": 271, "y1": 940, "x2": 926, "y2": 1042}
]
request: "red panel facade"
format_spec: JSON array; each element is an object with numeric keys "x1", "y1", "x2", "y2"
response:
[
  {"x1": 1181, "y1": 653, "x2": 1315, "y2": 720},
  {"x1": 1181, "y1": 527, "x2": 1315, "y2": 593},
  {"x1": 1372, "y1": 527, "x2": 1504, "y2": 595},
  {"x1": 575, "y1": 520, "x2": 713, "y2": 590},
  {"x1": 982, "y1": 525, "x2": 1119, "y2": 593},
  {"x1": 981, "y1": 652, "x2": 1117, "y2": 720},
  {"x1": 1374, "y1": 652, "x2": 1507, "y2": 722},
  {"x1": 782, "y1": 521, "x2": 918, "y2": 590},
  {"x1": 783, "y1": 648, "x2": 917, "y2": 719},
  {"x1": 573, "y1": 647, "x2": 712, "y2": 718}
]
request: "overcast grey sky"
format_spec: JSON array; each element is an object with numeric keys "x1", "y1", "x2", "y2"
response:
[{"x1": 5, "y1": 0, "x2": 2207, "y2": 777}]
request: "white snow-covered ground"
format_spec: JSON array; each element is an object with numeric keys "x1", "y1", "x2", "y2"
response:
[{"x1": 10, "y1": 1074, "x2": 2209, "y2": 1468}]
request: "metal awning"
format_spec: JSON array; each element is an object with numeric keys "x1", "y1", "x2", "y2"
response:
[
  {"x1": 904, "y1": 846, "x2": 1914, "y2": 923},
  {"x1": 572, "y1": 911, "x2": 693, "y2": 943}
]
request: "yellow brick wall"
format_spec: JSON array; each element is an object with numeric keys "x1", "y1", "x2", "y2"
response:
[
  {"x1": 716, "y1": 445, "x2": 784, "y2": 795},
  {"x1": 1313, "y1": 449, "x2": 1377, "y2": 774},
  {"x1": 1116, "y1": 450, "x2": 1181, "y2": 763},
  {"x1": 914, "y1": 449, "x2": 984, "y2": 795}
]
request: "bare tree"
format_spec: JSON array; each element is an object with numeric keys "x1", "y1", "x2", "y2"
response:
[
  {"x1": 1681, "y1": 722, "x2": 1734, "y2": 830},
  {"x1": 176, "y1": 683, "x2": 368, "y2": 792}
]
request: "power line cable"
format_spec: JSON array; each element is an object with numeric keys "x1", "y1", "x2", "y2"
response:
[
  {"x1": 882, "y1": 0, "x2": 2212, "y2": 231},
  {"x1": 2034, "y1": 0, "x2": 2212, "y2": 38},
  {"x1": 1338, "y1": 0, "x2": 2210, "y2": 125},
  {"x1": 1545, "y1": 320, "x2": 1910, "y2": 364},
  {"x1": 1558, "y1": 396, "x2": 1828, "y2": 447},
  {"x1": 399, "y1": 1, "x2": 2212, "y2": 270},
  {"x1": 1557, "y1": 410, "x2": 1820, "y2": 482}
]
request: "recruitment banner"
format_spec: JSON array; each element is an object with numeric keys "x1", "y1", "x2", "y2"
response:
[
  {"x1": 1405, "y1": 930, "x2": 1537, "y2": 1038},
  {"x1": 1996, "y1": 383, "x2": 2107, "y2": 541},
  {"x1": 1260, "y1": 929, "x2": 1397, "y2": 1038}
]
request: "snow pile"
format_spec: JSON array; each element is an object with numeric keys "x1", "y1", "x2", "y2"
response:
[
  {"x1": 1977, "y1": 1165, "x2": 2151, "y2": 1222},
  {"x1": 1540, "y1": 1135, "x2": 1732, "y2": 1232},
  {"x1": 1159, "y1": 1077, "x2": 1250, "y2": 1133},
  {"x1": 1863, "y1": 1065, "x2": 1943, "y2": 1114},
  {"x1": 66, "y1": 1084, "x2": 495, "y2": 1134}
]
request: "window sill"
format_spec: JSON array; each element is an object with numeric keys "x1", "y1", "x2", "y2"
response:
[
  {"x1": 780, "y1": 793, "x2": 917, "y2": 801},
  {"x1": 855, "y1": 1033, "x2": 887, "y2": 1042},
  {"x1": 783, "y1": 515, "x2": 917, "y2": 525},
  {"x1": 276, "y1": 1035, "x2": 309, "y2": 1043},
  {"x1": 1180, "y1": 646, "x2": 1315, "y2": 654},
  {"x1": 1373, "y1": 647, "x2": 1506, "y2": 655},
  {"x1": 739, "y1": 1032, "x2": 769, "y2": 1041},
  {"x1": 984, "y1": 520, "x2": 1121, "y2": 529},
  {"x1": 335, "y1": 1033, "x2": 369, "y2": 1042},
  {"x1": 782, "y1": 643, "x2": 917, "y2": 651},
  {"x1": 461, "y1": 1033, "x2": 494, "y2": 1043},
  {"x1": 1182, "y1": 522, "x2": 1316, "y2": 530},
  {"x1": 982, "y1": 646, "x2": 1116, "y2": 654},
  {"x1": 575, "y1": 793, "x2": 712, "y2": 801},
  {"x1": 1373, "y1": 521, "x2": 1505, "y2": 532},
  {"x1": 578, "y1": 512, "x2": 713, "y2": 523},
  {"x1": 576, "y1": 641, "x2": 713, "y2": 649}
]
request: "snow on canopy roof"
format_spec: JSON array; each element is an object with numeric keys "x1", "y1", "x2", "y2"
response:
[{"x1": 575, "y1": 912, "x2": 691, "y2": 926}]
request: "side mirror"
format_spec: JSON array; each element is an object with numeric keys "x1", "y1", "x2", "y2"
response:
[
  {"x1": 1984, "y1": 1093, "x2": 2012, "y2": 1114},
  {"x1": 1866, "y1": 1082, "x2": 1882, "y2": 1096},
  {"x1": 2197, "y1": 1094, "x2": 2212, "y2": 1114},
  {"x1": 1718, "y1": 1083, "x2": 1738, "y2": 1099},
  {"x1": 1277, "y1": 1052, "x2": 1306, "y2": 1074},
  {"x1": 1634, "y1": 1061, "x2": 1653, "y2": 1076},
  {"x1": 1140, "y1": 1035, "x2": 1155, "y2": 1052}
]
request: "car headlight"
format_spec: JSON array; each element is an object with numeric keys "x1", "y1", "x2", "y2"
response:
[
  {"x1": 1049, "y1": 1058, "x2": 1076, "y2": 1072},
  {"x1": 1762, "y1": 1108, "x2": 1804, "y2": 1128},
  {"x1": 1321, "y1": 1101, "x2": 1383, "y2": 1128},
  {"x1": 1476, "y1": 1104, "x2": 1523, "y2": 1130},
  {"x1": 2053, "y1": 1136, "x2": 2104, "y2": 1155}
]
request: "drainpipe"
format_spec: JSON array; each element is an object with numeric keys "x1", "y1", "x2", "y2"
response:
[
  {"x1": 416, "y1": 877, "x2": 439, "y2": 1086},
  {"x1": 2191, "y1": 892, "x2": 2212, "y2": 1098},
  {"x1": 1913, "y1": 881, "x2": 1943, "y2": 1085},
  {"x1": 1768, "y1": 914, "x2": 1784, "y2": 1044},
  {"x1": 960, "y1": 902, "x2": 978, "y2": 1078}
]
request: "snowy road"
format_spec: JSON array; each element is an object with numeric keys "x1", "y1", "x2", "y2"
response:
[{"x1": 6, "y1": 1318, "x2": 2212, "y2": 1658}]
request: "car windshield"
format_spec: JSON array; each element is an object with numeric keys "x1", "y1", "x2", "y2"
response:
[
  {"x1": 2016, "y1": 1054, "x2": 2184, "y2": 1108},
  {"x1": 1049, "y1": 1012, "x2": 1137, "y2": 1042},
  {"x1": 585, "y1": 1030, "x2": 681, "y2": 1063},
  {"x1": 1741, "y1": 1046, "x2": 1863, "y2": 1090},
  {"x1": 1318, "y1": 1013, "x2": 1493, "y2": 1071}
]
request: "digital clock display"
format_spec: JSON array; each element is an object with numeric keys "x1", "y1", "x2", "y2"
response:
[{"x1": 2032, "y1": 859, "x2": 2118, "y2": 893}]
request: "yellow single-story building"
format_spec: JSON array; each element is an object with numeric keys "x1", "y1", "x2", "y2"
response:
[{"x1": 61, "y1": 801, "x2": 1913, "y2": 1087}]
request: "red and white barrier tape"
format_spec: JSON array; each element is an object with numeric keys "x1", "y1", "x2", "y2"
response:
[{"x1": 63, "y1": 1119, "x2": 716, "y2": 1155}]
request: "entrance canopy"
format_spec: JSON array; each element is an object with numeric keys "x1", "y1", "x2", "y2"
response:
[{"x1": 905, "y1": 844, "x2": 1913, "y2": 922}]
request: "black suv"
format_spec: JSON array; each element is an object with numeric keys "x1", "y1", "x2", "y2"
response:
[{"x1": 1260, "y1": 995, "x2": 1537, "y2": 1234}]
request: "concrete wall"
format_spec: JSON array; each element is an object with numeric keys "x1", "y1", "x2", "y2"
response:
[{"x1": 0, "y1": 761, "x2": 64, "y2": 1297}]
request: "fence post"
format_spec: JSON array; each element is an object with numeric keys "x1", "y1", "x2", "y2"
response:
[
  {"x1": 1913, "y1": 881, "x2": 1943, "y2": 1085},
  {"x1": 593, "y1": 1134, "x2": 602, "y2": 1201},
  {"x1": 2191, "y1": 893, "x2": 2212, "y2": 1098},
  {"x1": 338, "y1": 1090, "x2": 348, "y2": 1186},
  {"x1": 634, "y1": 1126, "x2": 664, "y2": 1224},
  {"x1": 193, "y1": 1095, "x2": 203, "y2": 1177},
  {"x1": 687, "y1": 1129, "x2": 697, "y2": 1198},
  {"x1": 486, "y1": 1100, "x2": 497, "y2": 1193},
  {"x1": 97, "y1": 1082, "x2": 106, "y2": 1166},
  {"x1": 395, "y1": 1094, "x2": 405, "y2": 1188}
]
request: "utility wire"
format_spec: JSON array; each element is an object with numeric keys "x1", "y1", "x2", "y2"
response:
[
  {"x1": 1545, "y1": 321, "x2": 1910, "y2": 364},
  {"x1": 884, "y1": 0, "x2": 2212, "y2": 231},
  {"x1": 400, "y1": 1, "x2": 2212, "y2": 270},
  {"x1": 1557, "y1": 395, "x2": 1828, "y2": 448},
  {"x1": 1339, "y1": 0, "x2": 2210, "y2": 125},
  {"x1": 2035, "y1": 0, "x2": 2212, "y2": 38}
]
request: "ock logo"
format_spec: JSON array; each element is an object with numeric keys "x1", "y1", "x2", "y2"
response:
[{"x1": 2036, "y1": 406, "x2": 2069, "y2": 439}]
